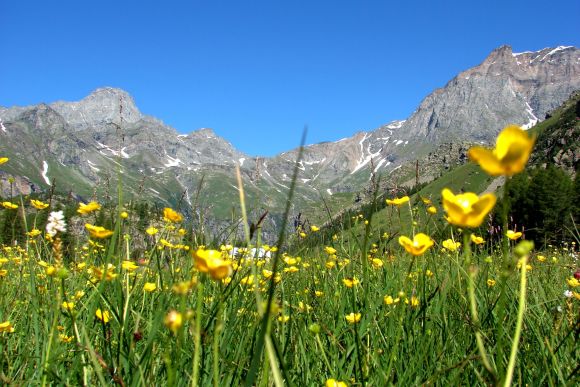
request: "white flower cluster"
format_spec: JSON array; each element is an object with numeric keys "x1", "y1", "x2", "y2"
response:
[{"x1": 46, "y1": 210, "x2": 67, "y2": 237}]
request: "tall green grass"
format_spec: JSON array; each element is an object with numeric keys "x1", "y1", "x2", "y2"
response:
[{"x1": 0, "y1": 191, "x2": 578, "y2": 385}]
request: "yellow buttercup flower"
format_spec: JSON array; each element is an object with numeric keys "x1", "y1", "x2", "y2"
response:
[
  {"x1": 566, "y1": 277, "x2": 579, "y2": 288},
  {"x1": 164, "y1": 310, "x2": 183, "y2": 334},
  {"x1": 85, "y1": 224, "x2": 114, "y2": 239},
  {"x1": 442, "y1": 239, "x2": 461, "y2": 252},
  {"x1": 2, "y1": 202, "x2": 18, "y2": 209},
  {"x1": 399, "y1": 233, "x2": 434, "y2": 256},
  {"x1": 406, "y1": 296, "x2": 420, "y2": 308},
  {"x1": 427, "y1": 206, "x2": 437, "y2": 214},
  {"x1": 95, "y1": 309, "x2": 111, "y2": 324},
  {"x1": 371, "y1": 258, "x2": 384, "y2": 269},
  {"x1": 310, "y1": 225, "x2": 320, "y2": 232},
  {"x1": 146, "y1": 227, "x2": 158, "y2": 235},
  {"x1": 88, "y1": 264, "x2": 118, "y2": 282},
  {"x1": 120, "y1": 211, "x2": 129, "y2": 219},
  {"x1": 468, "y1": 125, "x2": 535, "y2": 176},
  {"x1": 284, "y1": 266, "x2": 299, "y2": 273},
  {"x1": 298, "y1": 301, "x2": 312, "y2": 313},
  {"x1": 0, "y1": 321, "x2": 15, "y2": 333},
  {"x1": 386, "y1": 196, "x2": 410, "y2": 207},
  {"x1": 193, "y1": 249, "x2": 232, "y2": 280},
  {"x1": 471, "y1": 234, "x2": 485, "y2": 245},
  {"x1": 143, "y1": 282, "x2": 157, "y2": 292},
  {"x1": 345, "y1": 312, "x2": 362, "y2": 324},
  {"x1": 283, "y1": 256, "x2": 299, "y2": 265},
  {"x1": 163, "y1": 207, "x2": 183, "y2": 223},
  {"x1": 27, "y1": 228, "x2": 42, "y2": 237},
  {"x1": 77, "y1": 201, "x2": 101, "y2": 215},
  {"x1": 342, "y1": 277, "x2": 360, "y2": 288},
  {"x1": 506, "y1": 230, "x2": 523, "y2": 240},
  {"x1": 441, "y1": 188, "x2": 496, "y2": 228},
  {"x1": 240, "y1": 275, "x2": 255, "y2": 286},
  {"x1": 172, "y1": 279, "x2": 197, "y2": 295},
  {"x1": 0, "y1": 157, "x2": 9, "y2": 165},
  {"x1": 30, "y1": 199, "x2": 49, "y2": 210},
  {"x1": 326, "y1": 379, "x2": 348, "y2": 387},
  {"x1": 121, "y1": 260, "x2": 138, "y2": 272},
  {"x1": 324, "y1": 246, "x2": 337, "y2": 255}
]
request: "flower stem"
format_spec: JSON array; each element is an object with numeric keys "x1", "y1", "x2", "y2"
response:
[
  {"x1": 464, "y1": 232, "x2": 496, "y2": 380},
  {"x1": 212, "y1": 299, "x2": 223, "y2": 387},
  {"x1": 192, "y1": 282, "x2": 203, "y2": 387},
  {"x1": 504, "y1": 256, "x2": 527, "y2": 387}
]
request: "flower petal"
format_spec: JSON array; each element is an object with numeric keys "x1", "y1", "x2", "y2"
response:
[{"x1": 468, "y1": 146, "x2": 505, "y2": 176}]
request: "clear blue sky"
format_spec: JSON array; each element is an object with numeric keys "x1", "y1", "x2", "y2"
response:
[{"x1": 1, "y1": 1, "x2": 579, "y2": 156}]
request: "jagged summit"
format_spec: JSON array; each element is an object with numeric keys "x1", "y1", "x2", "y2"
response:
[
  {"x1": 49, "y1": 87, "x2": 142, "y2": 129},
  {"x1": 396, "y1": 45, "x2": 580, "y2": 143},
  {"x1": 512, "y1": 45, "x2": 575, "y2": 57}
]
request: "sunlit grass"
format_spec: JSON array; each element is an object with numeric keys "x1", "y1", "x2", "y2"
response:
[
  {"x1": 0, "y1": 198, "x2": 577, "y2": 385},
  {"x1": 0, "y1": 125, "x2": 578, "y2": 385}
]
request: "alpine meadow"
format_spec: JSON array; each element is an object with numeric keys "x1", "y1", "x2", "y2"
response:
[{"x1": 1, "y1": 42, "x2": 579, "y2": 386}]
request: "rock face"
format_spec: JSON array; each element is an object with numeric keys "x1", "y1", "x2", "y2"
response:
[
  {"x1": 50, "y1": 87, "x2": 142, "y2": 129},
  {"x1": 0, "y1": 45, "x2": 579, "y2": 228},
  {"x1": 398, "y1": 45, "x2": 580, "y2": 144},
  {"x1": 530, "y1": 91, "x2": 580, "y2": 173}
]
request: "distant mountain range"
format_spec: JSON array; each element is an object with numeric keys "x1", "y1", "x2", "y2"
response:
[{"x1": 1, "y1": 45, "x2": 579, "y2": 237}]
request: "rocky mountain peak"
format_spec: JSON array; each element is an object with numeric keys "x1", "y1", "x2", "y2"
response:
[
  {"x1": 482, "y1": 44, "x2": 514, "y2": 64},
  {"x1": 396, "y1": 45, "x2": 580, "y2": 145},
  {"x1": 49, "y1": 87, "x2": 142, "y2": 130},
  {"x1": 193, "y1": 127, "x2": 217, "y2": 137}
]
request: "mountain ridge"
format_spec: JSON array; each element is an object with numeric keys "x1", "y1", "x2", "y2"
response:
[{"x1": 1, "y1": 45, "x2": 579, "y2": 239}]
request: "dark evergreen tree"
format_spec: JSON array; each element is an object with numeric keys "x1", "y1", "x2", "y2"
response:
[{"x1": 503, "y1": 166, "x2": 574, "y2": 245}]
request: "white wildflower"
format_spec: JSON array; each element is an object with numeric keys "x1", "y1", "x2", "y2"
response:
[
  {"x1": 46, "y1": 210, "x2": 67, "y2": 237},
  {"x1": 564, "y1": 290, "x2": 573, "y2": 298}
]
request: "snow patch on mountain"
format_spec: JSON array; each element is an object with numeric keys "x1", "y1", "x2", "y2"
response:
[
  {"x1": 522, "y1": 102, "x2": 539, "y2": 130},
  {"x1": 41, "y1": 161, "x2": 50, "y2": 185},
  {"x1": 303, "y1": 158, "x2": 326, "y2": 165},
  {"x1": 374, "y1": 158, "x2": 387, "y2": 172},
  {"x1": 96, "y1": 141, "x2": 130, "y2": 159},
  {"x1": 87, "y1": 160, "x2": 100, "y2": 172},
  {"x1": 385, "y1": 120, "x2": 406, "y2": 129},
  {"x1": 351, "y1": 133, "x2": 381, "y2": 174},
  {"x1": 164, "y1": 155, "x2": 183, "y2": 167},
  {"x1": 539, "y1": 46, "x2": 574, "y2": 61},
  {"x1": 389, "y1": 165, "x2": 402, "y2": 174}
]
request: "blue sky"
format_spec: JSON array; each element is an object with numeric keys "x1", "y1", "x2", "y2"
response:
[{"x1": 1, "y1": 1, "x2": 579, "y2": 156}]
